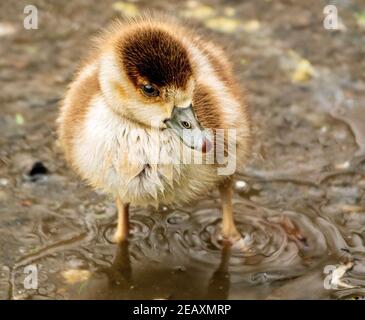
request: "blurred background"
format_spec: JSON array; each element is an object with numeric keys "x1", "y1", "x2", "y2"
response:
[{"x1": 0, "y1": 0, "x2": 365, "y2": 299}]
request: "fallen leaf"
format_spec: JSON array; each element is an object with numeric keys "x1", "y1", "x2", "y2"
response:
[
  {"x1": 328, "y1": 261, "x2": 356, "y2": 289},
  {"x1": 284, "y1": 50, "x2": 317, "y2": 83},
  {"x1": 242, "y1": 20, "x2": 260, "y2": 32},
  {"x1": 334, "y1": 161, "x2": 351, "y2": 170},
  {"x1": 112, "y1": 2, "x2": 139, "y2": 18},
  {"x1": 339, "y1": 204, "x2": 365, "y2": 213},
  {"x1": 291, "y1": 59, "x2": 316, "y2": 83},
  {"x1": 204, "y1": 17, "x2": 240, "y2": 33},
  {"x1": 223, "y1": 7, "x2": 235, "y2": 17},
  {"x1": 287, "y1": 51, "x2": 317, "y2": 83},
  {"x1": 61, "y1": 269, "x2": 91, "y2": 284},
  {"x1": 180, "y1": 4, "x2": 215, "y2": 20},
  {"x1": 15, "y1": 113, "x2": 24, "y2": 125}
]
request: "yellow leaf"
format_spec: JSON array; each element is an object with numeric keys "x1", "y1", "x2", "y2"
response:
[
  {"x1": 204, "y1": 17, "x2": 240, "y2": 33},
  {"x1": 180, "y1": 4, "x2": 215, "y2": 20},
  {"x1": 242, "y1": 20, "x2": 260, "y2": 32},
  {"x1": 291, "y1": 59, "x2": 316, "y2": 83},
  {"x1": 61, "y1": 269, "x2": 91, "y2": 284},
  {"x1": 15, "y1": 113, "x2": 24, "y2": 125},
  {"x1": 112, "y1": 2, "x2": 139, "y2": 18},
  {"x1": 223, "y1": 7, "x2": 236, "y2": 17}
]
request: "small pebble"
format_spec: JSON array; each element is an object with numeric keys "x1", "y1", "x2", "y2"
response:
[
  {"x1": 0, "y1": 178, "x2": 8, "y2": 187},
  {"x1": 234, "y1": 180, "x2": 249, "y2": 192},
  {"x1": 335, "y1": 161, "x2": 350, "y2": 170},
  {"x1": 320, "y1": 126, "x2": 328, "y2": 133}
]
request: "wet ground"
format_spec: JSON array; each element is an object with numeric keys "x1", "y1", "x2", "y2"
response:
[{"x1": 1, "y1": 0, "x2": 365, "y2": 300}]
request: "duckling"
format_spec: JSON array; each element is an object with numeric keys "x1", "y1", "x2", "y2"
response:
[{"x1": 57, "y1": 15, "x2": 251, "y2": 244}]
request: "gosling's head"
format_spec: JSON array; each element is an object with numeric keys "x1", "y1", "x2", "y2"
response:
[
  {"x1": 99, "y1": 24, "x2": 199, "y2": 129},
  {"x1": 98, "y1": 22, "x2": 210, "y2": 151}
]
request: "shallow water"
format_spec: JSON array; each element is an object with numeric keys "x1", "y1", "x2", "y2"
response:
[{"x1": 1, "y1": 0, "x2": 365, "y2": 299}]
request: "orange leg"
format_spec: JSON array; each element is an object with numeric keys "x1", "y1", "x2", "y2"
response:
[
  {"x1": 113, "y1": 198, "x2": 130, "y2": 243},
  {"x1": 219, "y1": 180, "x2": 240, "y2": 241}
]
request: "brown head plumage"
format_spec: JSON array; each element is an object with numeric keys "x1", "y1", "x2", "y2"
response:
[{"x1": 119, "y1": 27, "x2": 193, "y2": 89}]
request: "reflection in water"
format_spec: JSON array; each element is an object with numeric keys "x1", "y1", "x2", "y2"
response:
[
  {"x1": 206, "y1": 245, "x2": 231, "y2": 300},
  {"x1": 71, "y1": 241, "x2": 232, "y2": 300}
]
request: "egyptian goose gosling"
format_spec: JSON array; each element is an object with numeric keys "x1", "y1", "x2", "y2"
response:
[{"x1": 58, "y1": 15, "x2": 251, "y2": 244}]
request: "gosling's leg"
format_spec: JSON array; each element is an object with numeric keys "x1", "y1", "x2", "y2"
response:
[
  {"x1": 219, "y1": 179, "x2": 241, "y2": 242},
  {"x1": 219, "y1": 181, "x2": 251, "y2": 251},
  {"x1": 113, "y1": 198, "x2": 130, "y2": 243}
]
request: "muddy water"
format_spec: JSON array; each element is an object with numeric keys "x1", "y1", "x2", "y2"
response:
[{"x1": 1, "y1": 0, "x2": 365, "y2": 299}]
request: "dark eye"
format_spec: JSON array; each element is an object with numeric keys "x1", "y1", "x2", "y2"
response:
[
  {"x1": 181, "y1": 121, "x2": 191, "y2": 129},
  {"x1": 141, "y1": 84, "x2": 159, "y2": 97}
]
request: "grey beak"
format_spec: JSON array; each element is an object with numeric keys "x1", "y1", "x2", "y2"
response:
[{"x1": 165, "y1": 104, "x2": 211, "y2": 153}]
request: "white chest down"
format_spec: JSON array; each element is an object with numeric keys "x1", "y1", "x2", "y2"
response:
[{"x1": 74, "y1": 95, "x2": 222, "y2": 206}]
